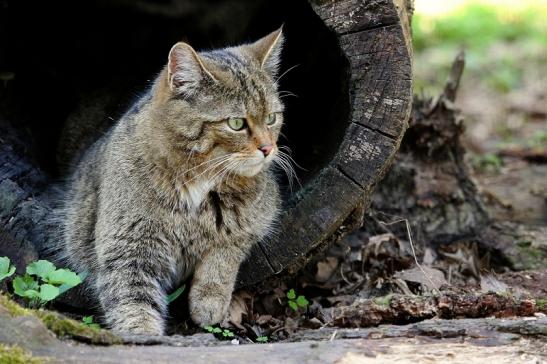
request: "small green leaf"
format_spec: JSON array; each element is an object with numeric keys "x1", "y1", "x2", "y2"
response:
[
  {"x1": 22, "y1": 289, "x2": 40, "y2": 299},
  {"x1": 0, "y1": 257, "x2": 10, "y2": 273},
  {"x1": 286, "y1": 289, "x2": 296, "y2": 300},
  {"x1": 58, "y1": 283, "x2": 72, "y2": 295},
  {"x1": 212, "y1": 327, "x2": 222, "y2": 334},
  {"x1": 256, "y1": 336, "x2": 268, "y2": 343},
  {"x1": 38, "y1": 284, "x2": 60, "y2": 302},
  {"x1": 13, "y1": 274, "x2": 39, "y2": 297},
  {"x1": 46, "y1": 269, "x2": 81, "y2": 286},
  {"x1": 0, "y1": 266, "x2": 16, "y2": 281},
  {"x1": 0, "y1": 256, "x2": 16, "y2": 281},
  {"x1": 204, "y1": 326, "x2": 214, "y2": 333},
  {"x1": 222, "y1": 329, "x2": 234, "y2": 337},
  {"x1": 82, "y1": 316, "x2": 100, "y2": 330},
  {"x1": 288, "y1": 300, "x2": 298, "y2": 311},
  {"x1": 0, "y1": 257, "x2": 16, "y2": 281},
  {"x1": 26, "y1": 260, "x2": 56, "y2": 280},
  {"x1": 167, "y1": 284, "x2": 186, "y2": 304},
  {"x1": 296, "y1": 295, "x2": 309, "y2": 308}
]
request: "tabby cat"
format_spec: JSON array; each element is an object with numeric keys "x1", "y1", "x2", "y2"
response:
[{"x1": 56, "y1": 28, "x2": 285, "y2": 334}]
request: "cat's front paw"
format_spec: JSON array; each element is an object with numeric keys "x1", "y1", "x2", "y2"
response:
[{"x1": 189, "y1": 283, "x2": 230, "y2": 326}]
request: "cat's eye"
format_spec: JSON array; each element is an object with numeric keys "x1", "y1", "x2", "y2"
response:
[
  {"x1": 227, "y1": 117, "x2": 246, "y2": 131},
  {"x1": 266, "y1": 113, "x2": 277, "y2": 126}
]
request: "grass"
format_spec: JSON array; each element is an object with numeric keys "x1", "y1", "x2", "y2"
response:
[
  {"x1": 470, "y1": 153, "x2": 503, "y2": 174},
  {"x1": 413, "y1": 2, "x2": 547, "y2": 53},
  {"x1": 412, "y1": 1, "x2": 547, "y2": 95}
]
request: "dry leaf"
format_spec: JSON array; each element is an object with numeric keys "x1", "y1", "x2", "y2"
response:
[
  {"x1": 394, "y1": 266, "x2": 447, "y2": 291},
  {"x1": 315, "y1": 257, "x2": 339, "y2": 282},
  {"x1": 226, "y1": 292, "x2": 251, "y2": 329},
  {"x1": 480, "y1": 274, "x2": 509, "y2": 294},
  {"x1": 256, "y1": 315, "x2": 273, "y2": 325},
  {"x1": 284, "y1": 317, "x2": 299, "y2": 335}
]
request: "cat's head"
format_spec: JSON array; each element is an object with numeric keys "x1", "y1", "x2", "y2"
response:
[{"x1": 153, "y1": 28, "x2": 285, "y2": 179}]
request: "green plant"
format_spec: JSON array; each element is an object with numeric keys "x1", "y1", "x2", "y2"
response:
[
  {"x1": 286, "y1": 289, "x2": 309, "y2": 312},
  {"x1": 82, "y1": 315, "x2": 101, "y2": 330},
  {"x1": 204, "y1": 325, "x2": 234, "y2": 339},
  {"x1": 166, "y1": 284, "x2": 186, "y2": 304},
  {"x1": 12, "y1": 260, "x2": 84, "y2": 308},
  {"x1": 529, "y1": 130, "x2": 547, "y2": 148},
  {"x1": 373, "y1": 294, "x2": 393, "y2": 307},
  {"x1": 471, "y1": 153, "x2": 503, "y2": 173},
  {"x1": 256, "y1": 336, "x2": 268, "y2": 343},
  {"x1": 413, "y1": 3, "x2": 547, "y2": 53},
  {"x1": 0, "y1": 257, "x2": 16, "y2": 282}
]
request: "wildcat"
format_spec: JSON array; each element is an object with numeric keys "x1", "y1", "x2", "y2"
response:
[{"x1": 55, "y1": 28, "x2": 285, "y2": 335}]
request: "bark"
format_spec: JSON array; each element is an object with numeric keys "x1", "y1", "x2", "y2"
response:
[
  {"x1": 365, "y1": 51, "x2": 492, "y2": 259},
  {"x1": 319, "y1": 292, "x2": 540, "y2": 328}
]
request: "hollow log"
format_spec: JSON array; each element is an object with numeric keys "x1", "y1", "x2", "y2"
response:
[{"x1": 0, "y1": 0, "x2": 413, "y2": 299}]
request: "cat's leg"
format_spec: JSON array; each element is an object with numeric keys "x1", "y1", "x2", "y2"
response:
[
  {"x1": 96, "y1": 240, "x2": 170, "y2": 335},
  {"x1": 189, "y1": 247, "x2": 244, "y2": 326}
]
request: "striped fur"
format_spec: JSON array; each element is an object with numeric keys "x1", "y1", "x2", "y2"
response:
[{"x1": 55, "y1": 29, "x2": 285, "y2": 334}]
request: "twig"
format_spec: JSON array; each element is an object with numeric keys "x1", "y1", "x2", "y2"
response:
[
  {"x1": 376, "y1": 214, "x2": 441, "y2": 296},
  {"x1": 443, "y1": 50, "x2": 465, "y2": 102}
]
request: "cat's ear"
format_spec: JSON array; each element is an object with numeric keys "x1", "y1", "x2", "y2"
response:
[
  {"x1": 247, "y1": 27, "x2": 284, "y2": 78},
  {"x1": 167, "y1": 42, "x2": 216, "y2": 95}
]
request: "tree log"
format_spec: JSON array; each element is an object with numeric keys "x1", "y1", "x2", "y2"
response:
[
  {"x1": 0, "y1": 0, "x2": 413, "y2": 302},
  {"x1": 240, "y1": 0, "x2": 413, "y2": 284}
]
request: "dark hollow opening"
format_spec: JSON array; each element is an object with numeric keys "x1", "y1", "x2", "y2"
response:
[{"x1": 0, "y1": 0, "x2": 349, "y2": 201}]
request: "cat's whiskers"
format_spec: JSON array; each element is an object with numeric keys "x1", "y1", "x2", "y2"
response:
[
  {"x1": 180, "y1": 154, "x2": 232, "y2": 178},
  {"x1": 278, "y1": 146, "x2": 306, "y2": 172},
  {"x1": 180, "y1": 156, "x2": 233, "y2": 188},
  {"x1": 274, "y1": 64, "x2": 299, "y2": 85},
  {"x1": 278, "y1": 90, "x2": 298, "y2": 99},
  {"x1": 211, "y1": 159, "x2": 241, "y2": 187},
  {"x1": 273, "y1": 149, "x2": 301, "y2": 192},
  {"x1": 225, "y1": 158, "x2": 246, "y2": 185},
  {"x1": 278, "y1": 145, "x2": 293, "y2": 153}
]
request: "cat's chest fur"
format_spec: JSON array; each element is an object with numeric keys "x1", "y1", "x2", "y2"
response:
[
  {"x1": 178, "y1": 180, "x2": 216, "y2": 211},
  {"x1": 162, "y1": 179, "x2": 275, "y2": 283},
  {"x1": 164, "y1": 176, "x2": 274, "y2": 251}
]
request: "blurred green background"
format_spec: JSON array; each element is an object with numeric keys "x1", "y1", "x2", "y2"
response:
[{"x1": 412, "y1": 0, "x2": 546, "y2": 155}]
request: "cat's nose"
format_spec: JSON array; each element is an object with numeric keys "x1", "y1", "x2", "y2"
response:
[{"x1": 259, "y1": 144, "x2": 273, "y2": 157}]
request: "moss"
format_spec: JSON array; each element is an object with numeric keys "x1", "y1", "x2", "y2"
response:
[
  {"x1": 0, "y1": 293, "x2": 121, "y2": 345},
  {"x1": 36, "y1": 311, "x2": 121, "y2": 345},
  {"x1": 373, "y1": 294, "x2": 393, "y2": 307},
  {"x1": 515, "y1": 244, "x2": 547, "y2": 270},
  {"x1": 0, "y1": 344, "x2": 46, "y2": 364},
  {"x1": 0, "y1": 294, "x2": 31, "y2": 317},
  {"x1": 536, "y1": 298, "x2": 547, "y2": 311}
]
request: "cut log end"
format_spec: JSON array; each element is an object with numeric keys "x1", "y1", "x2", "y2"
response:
[{"x1": 240, "y1": 0, "x2": 413, "y2": 285}]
